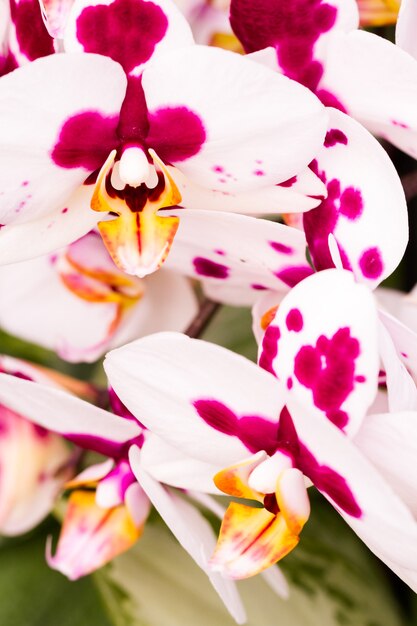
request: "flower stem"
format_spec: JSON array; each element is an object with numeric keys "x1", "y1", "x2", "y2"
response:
[{"x1": 185, "y1": 298, "x2": 220, "y2": 339}]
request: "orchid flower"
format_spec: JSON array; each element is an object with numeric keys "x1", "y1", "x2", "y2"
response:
[
  {"x1": 0, "y1": 206, "x2": 330, "y2": 357},
  {"x1": 0, "y1": 355, "x2": 90, "y2": 536},
  {"x1": 101, "y1": 269, "x2": 417, "y2": 592},
  {"x1": 0, "y1": 231, "x2": 197, "y2": 362},
  {"x1": 0, "y1": 368, "x2": 273, "y2": 623},
  {"x1": 0, "y1": 0, "x2": 55, "y2": 76},
  {"x1": 192, "y1": 107, "x2": 407, "y2": 310},
  {"x1": 0, "y1": 0, "x2": 328, "y2": 277},
  {"x1": 229, "y1": 0, "x2": 417, "y2": 159}
]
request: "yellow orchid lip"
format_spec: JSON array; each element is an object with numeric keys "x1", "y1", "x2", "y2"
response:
[
  {"x1": 211, "y1": 454, "x2": 310, "y2": 579},
  {"x1": 91, "y1": 149, "x2": 182, "y2": 278}
]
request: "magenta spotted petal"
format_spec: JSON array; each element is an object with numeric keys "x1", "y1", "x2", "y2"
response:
[
  {"x1": 303, "y1": 109, "x2": 407, "y2": 287},
  {"x1": 230, "y1": 0, "x2": 358, "y2": 98},
  {"x1": 259, "y1": 269, "x2": 379, "y2": 435},
  {"x1": 64, "y1": 0, "x2": 194, "y2": 75}
]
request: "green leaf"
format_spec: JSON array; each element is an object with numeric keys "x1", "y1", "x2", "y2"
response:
[
  {"x1": 202, "y1": 306, "x2": 257, "y2": 361},
  {"x1": 0, "y1": 521, "x2": 114, "y2": 626}
]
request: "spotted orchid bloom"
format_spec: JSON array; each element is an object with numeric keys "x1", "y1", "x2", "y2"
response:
[
  {"x1": 0, "y1": 0, "x2": 55, "y2": 76},
  {"x1": 230, "y1": 0, "x2": 417, "y2": 159},
  {"x1": 102, "y1": 270, "x2": 417, "y2": 591},
  {"x1": 0, "y1": 370, "x2": 266, "y2": 624},
  {"x1": 0, "y1": 231, "x2": 197, "y2": 362},
  {"x1": 0, "y1": 0, "x2": 328, "y2": 278},
  {"x1": 0, "y1": 355, "x2": 95, "y2": 536},
  {"x1": 191, "y1": 108, "x2": 407, "y2": 308}
]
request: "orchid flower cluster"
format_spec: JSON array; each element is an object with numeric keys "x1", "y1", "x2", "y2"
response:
[{"x1": 0, "y1": 0, "x2": 417, "y2": 622}]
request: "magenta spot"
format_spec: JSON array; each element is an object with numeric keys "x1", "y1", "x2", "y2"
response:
[
  {"x1": 118, "y1": 76, "x2": 149, "y2": 143},
  {"x1": 339, "y1": 187, "x2": 363, "y2": 221},
  {"x1": 355, "y1": 375, "x2": 366, "y2": 383},
  {"x1": 193, "y1": 399, "x2": 281, "y2": 456},
  {"x1": 61, "y1": 207, "x2": 68, "y2": 214},
  {"x1": 193, "y1": 399, "x2": 361, "y2": 517},
  {"x1": 279, "y1": 175, "x2": 297, "y2": 188},
  {"x1": 278, "y1": 408, "x2": 361, "y2": 517},
  {"x1": 147, "y1": 107, "x2": 206, "y2": 163},
  {"x1": 0, "y1": 52, "x2": 18, "y2": 77},
  {"x1": 230, "y1": 0, "x2": 339, "y2": 96},
  {"x1": 259, "y1": 325, "x2": 280, "y2": 376},
  {"x1": 391, "y1": 120, "x2": 409, "y2": 129},
  {"x1": 76, "y1": 0, "x2": 168, "y2": 73},
  {"x1": 276, "y1": 265, "x2": 314, "y2": 287},
  {"x1": 193, "y1": 257, "x2": 229, "y2": 279},
  {"x1": 401, "y1": 352, "x2": 408, "y2": 359},
  {"x1": 316, "y1": 89, "x2": 347, "y2": 112},
  {"x1": 287, "y1": 377, "x2": 293, "y2": 389},
  {"x1": 359, "y1": 247, "x2": 384, "y2": 280},
  {"x1": 108, "y1": 387, "x2": 145, "y2": 425},
  {"x1": 251, "y1": 283, "x2": 267, "y2": 290},
  {"x1": 304, "y1": 161, "x2": 356, "y2": 272},
  {"x1": 254, "y1": 169, "x2": 265, "y2": 176},
  {"x1": 51, "y1": 111, "x2": 119, "y2": 171},
  {"x1": 269, "y1": 241, "x2": 293, "y2": 255},
  {"x1": 193, "y1": 400, "x2": 238, "y2": 436},
  {"x1": 324, "y1": 129, "x2": 348, "y2": 148},
  {"x1": 67, "y1": 432, "x2": 143, "y2": 459},
  {"x1": 326, "y1": 409, "x2": 349, "y2": 428},
  {"x1": 213, "y1": 250, "x2": 225, "y2": 257},
  {"x1": 286, "y1": 308, "x2": 303, "y2": 332},
  {"x1": 294, "y1": 327, "x2": 360, "y2": 430},
  {"x1": 21, "y1": 180, "x2": 29, "y2": 187},
  {"x1": 213, "y1": 165, "x2": 224, "y2": 173},
  {"x1": 10, "y1": 0, "x2": 54, "y2": 61}
]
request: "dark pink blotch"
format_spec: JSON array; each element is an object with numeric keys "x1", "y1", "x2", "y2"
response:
[
  {"x1": 286, "y1": 308, "x2": 303, "y2": 332},
  {"x1": 304, "y1": 161, "x2": 360, "y2": 271},
  {"x1": 278, "y1": 407, "x2": 361, "y2": 517},
  {"x1": 276, "y1": 265, "x2": 314, "y2": 287},
  {"x1": 294, "y1": 327, "x2": 363, "y2": 429},
  {"x1": 10, "y1": 0, "x2": 54, "y2": 61},
  {"x1": 193, "y1": 257, "x2": 229, "y2": 279},
  {"x1": 279, "y1": 175, "x2": 297, "y2": 188},
  {"x1": 230, "y1": 0, "x2": 347, "y2": 111},
  {"x1": 359, "y1": 247, "x2": 384, "y2": 280},
  {"x1": 67, "y1": 432, "x2": 144, "y2": 459},
  {"x1": 339, "y1": 187, "x2": 363, "y2": 220},
  {"x1": 147, "y1": 107, "x2": 206, "y2": 163},
  {"x1": 76, "y1": 0, "x2": 168, "y2": 73},
  {"x1": 51, "y1": 111, "x2": 119, "y2": 171},
  {"x1": 324, "y1": 128, "x2": 348, "y2": 148},
  {"x1": 259, "y1": 325, "x2": 280, "y2": 376},
  {"x1": 269, "y1": 241, "x2": 293, "y2": 255},
  {"x1": 193, "y1": 399, "x2": 361, "y2": 517}
]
